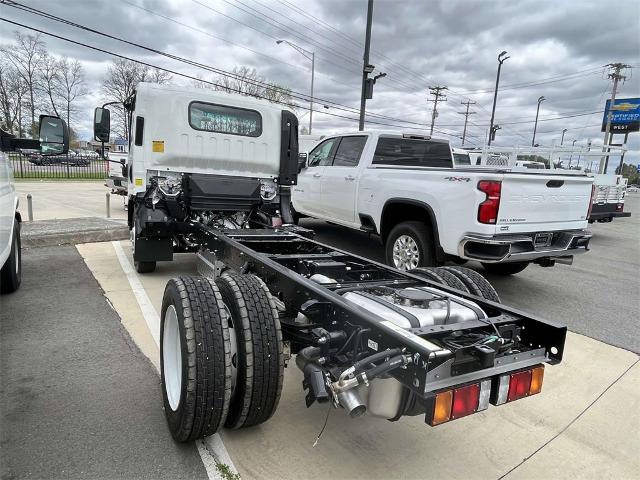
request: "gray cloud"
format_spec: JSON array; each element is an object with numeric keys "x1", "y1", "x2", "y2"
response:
[{"x1": 1, "y1": 0, "x2": 638, "y2": 168}]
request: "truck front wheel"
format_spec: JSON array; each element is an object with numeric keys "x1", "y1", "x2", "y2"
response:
[
  {"x1": 481, "y1": 261, "x2": 529, "y2": 276},
  {"x1": 385, "y1": 221, "x2": 437, "y2": 271},
  {"x1": 160, "y1": 276, "x2": 233, "y2": 442}
]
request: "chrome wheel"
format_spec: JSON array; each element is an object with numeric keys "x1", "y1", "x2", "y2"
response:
[
  {"x1": 163, "y1": 305, "x2": 182, "y2": 411},
  {"x1": 392, "y1": 235, "x2": 420, "y2": 271}
]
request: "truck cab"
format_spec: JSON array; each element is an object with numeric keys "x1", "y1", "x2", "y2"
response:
[{"x1": 93, "y1": 83, "x2": 299, "y2": 273}]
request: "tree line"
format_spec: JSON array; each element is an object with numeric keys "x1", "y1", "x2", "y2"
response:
[{"x1": 1, "y1": 32, "x2": 87, "y2": 140}]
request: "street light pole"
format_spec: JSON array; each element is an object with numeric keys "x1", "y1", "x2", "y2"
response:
[
  {"x1": 568, "y1": 139, "x2": 577, "y2": 167},
  {"x1": 488, "y1": 51, "x2": 509, "y2": 146},
  {"x1": 359, "y1": 0, "x2": 374, "y2": 131},
  {"x1": 532, "y1": 96, "x2": 545, "y2": 147},
  {"x1": 561, "y1": 128, "x2": 567, "y2": 145},
  {"x1": 276, "y1": 40, "x2": 315, "y2": 134}
]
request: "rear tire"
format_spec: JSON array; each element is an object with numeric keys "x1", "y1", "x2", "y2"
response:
[
  {"x1": 409, "y1": 267, "x2": 469, "y2": 293},
  {"x1": 385, "y1": 221, "x2": 437, "y2": 271},
  {"x1": 481, "y1": 262, "x2": 529, "y2": 276},
  {"x1": 160, "y1": 276, "x2": 232, "y2": 442},
  {"x1": 0, "y1": 221, "x2": 22, "y2": 294},
  {"x1": 216, "y1": 272, "x2": 284, "y2": 429},
  {"x1": 441, "y1": 266, "x2": 500, "y2": 303}
]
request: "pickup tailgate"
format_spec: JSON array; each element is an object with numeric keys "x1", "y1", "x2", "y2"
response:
[{"x1": 497, "y1": 174, "x2": 593, "y2": 232}]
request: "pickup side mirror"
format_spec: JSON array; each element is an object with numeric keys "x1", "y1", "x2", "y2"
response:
[
  {"x1": 297, "y1": 152, "x2": 308, "y2": 173},
  {"x1": 94, "y1": 107, "x2": 111, "y2": 143},
  {"x1": 39, "y1": 115, "x2": 69, "y2": 156}
]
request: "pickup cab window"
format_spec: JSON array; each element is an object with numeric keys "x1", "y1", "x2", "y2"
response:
[
  {"x1": 331, "y1": 136, "x2": 367, "y2": 167},
  {"x1": 372, "y1": 138, "x2": 453, "y2": 168},
  {"x1": 308, "y1": 138, "x2": 338, "y2": 167}
]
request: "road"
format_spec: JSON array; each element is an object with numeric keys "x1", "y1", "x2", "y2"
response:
[
  {"x1": 300, "y1": 193, "x2": 640, "y2": 353},
  {"x1": 0, "y1": 246, "x2": 208, "y2": 480}
]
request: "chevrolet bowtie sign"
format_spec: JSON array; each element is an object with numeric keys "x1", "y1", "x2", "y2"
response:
[{"x1": 601, "y1": 98, "x2": 640, "y2": 133}]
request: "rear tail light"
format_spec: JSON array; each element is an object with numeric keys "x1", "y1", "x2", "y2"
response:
[
  {"x1": 477, "y1": 180, "x2": 502, "y2": 224},
  {"x1": 616, "y1": 203, "x2": 623, "y2": 211},
  {"x1": 587, "y1": 184, "x2": 596, "y2": 218},
  {"x1": 427, "y1": 379, "x2": 491, "y2": 426},
  {"x1": 492, "y1": 365, "x2": 545, "y2": 406}
]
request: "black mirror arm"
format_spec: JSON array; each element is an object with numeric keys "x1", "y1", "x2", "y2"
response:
[{"x1": 0, "y1": 136, "x2": 40, "y2": 152}]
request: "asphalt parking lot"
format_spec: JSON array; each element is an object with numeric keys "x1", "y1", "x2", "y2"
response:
[{"x1": 3, "y1": 183, "x2": 639, "y2": 479}]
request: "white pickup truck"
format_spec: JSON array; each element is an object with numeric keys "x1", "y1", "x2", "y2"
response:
[{"x1": 292, "y1": 131, "x2": 595, "y2": 275}]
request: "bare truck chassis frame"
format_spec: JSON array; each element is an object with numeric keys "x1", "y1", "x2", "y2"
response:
[{"x1": 187, "y1": 221, "x2": 566, "y2": 416}]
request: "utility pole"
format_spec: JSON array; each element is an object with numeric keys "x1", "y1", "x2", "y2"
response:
[
  {"x1": 358, "y1": 0, "x2": 374, "y2": 131},
  {"x1": 428, "y1": 86, "x2": 447, "y2": 136},
  {"x1": 458, "y1": 100, "x2": 476, "y2": 146},
  {"x1": 600, "y1": 62, "x2": 630, "y2": 173},
  {"x1": 488, "y1": 51, "x2": 510, "y2": 146}
]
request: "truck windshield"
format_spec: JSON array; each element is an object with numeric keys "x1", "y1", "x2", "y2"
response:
[
  {"x1": 453, "y1": 153, "x2": 471, "y2": 166},
  {"x1": 372, "y1": 138, "x2": 452, "y2": 168}
]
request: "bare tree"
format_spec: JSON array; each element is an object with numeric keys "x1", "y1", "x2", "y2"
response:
[
  {"x1": 0, "y1": 59, "x2": 23, "y2": 133},
  {"x1": 41, "y1": 54, "x2": 61, "y2": 117},
  {"x1": 57, "y1": 58, "x2": 86, "y2": 134},
  {"x1": 102, "y1": 59, "x2": 171, "y2": 139},
  {"x1": 215, "y1": 66, "x2": 293, "y2": 107},
  {"x1": 1, "y1": 32, "x2": 47, "y2": 136}
]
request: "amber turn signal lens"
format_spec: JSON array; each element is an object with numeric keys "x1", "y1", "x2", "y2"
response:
[
  {"x1": 529, "y1": 366, "x2": 544, "y2": 395},
  {"x1": 431, "y1": 390, "x2": 453, "y2": 426}
]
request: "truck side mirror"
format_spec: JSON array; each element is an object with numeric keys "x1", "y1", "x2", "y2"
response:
[
  {"x1": 38, "y1": 115, "x2": 69, "y2": 156},
  {"x1": 297, "y1": 152, "x2": 308, "y2": 173},
  {"x1": 94, "y1": 107, "x2": 111, "y2": 143}
]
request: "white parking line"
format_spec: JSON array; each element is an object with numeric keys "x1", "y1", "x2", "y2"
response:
[{"x1": 110, "y1": 240, "x2": 239, "y2": 480}]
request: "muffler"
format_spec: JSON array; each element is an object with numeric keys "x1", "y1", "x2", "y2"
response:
[{"x1": 337, "y1": 390, "x2": 366, "y2": 418}]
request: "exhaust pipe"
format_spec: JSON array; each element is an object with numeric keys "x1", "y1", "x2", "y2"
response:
[{"x1": 337, "y1": 390, "x2": 366, "y2": 418}]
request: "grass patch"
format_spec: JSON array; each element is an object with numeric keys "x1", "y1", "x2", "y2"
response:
[{"x1": 215, "y1": 463, "x2": 241, "y2": 480}]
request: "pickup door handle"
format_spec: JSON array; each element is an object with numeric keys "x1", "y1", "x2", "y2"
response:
[
  {"x1": 345, "y1": 175, "x2": 356, "y2": 181},
  {"x1": 313, "y1": 173, "x2": 322, "y2": 178}
]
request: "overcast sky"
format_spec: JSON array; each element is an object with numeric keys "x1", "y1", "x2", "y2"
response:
[{"x1": 2, "y1": 0, "x2": 639, "y2": 170}]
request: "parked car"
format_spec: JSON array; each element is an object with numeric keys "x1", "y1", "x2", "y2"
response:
[
  {"x1": 292, "y1": 131, "x2": 595, "y2": 275},
  {"x1": 0, "y1": 116, "x2": 69, "y2": 293}
]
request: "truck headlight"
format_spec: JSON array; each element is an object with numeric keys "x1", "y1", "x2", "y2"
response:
[{"x1": 150, "y1": 173, "x2": 182, "y2": 196}]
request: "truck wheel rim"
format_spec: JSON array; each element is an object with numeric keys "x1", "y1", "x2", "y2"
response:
[
  {"x1": 163, "y1": 305, "x2": 182, "y2": 411},
  {"x1": 393, "y1": 235, "x2": 420, "y2": 270}
]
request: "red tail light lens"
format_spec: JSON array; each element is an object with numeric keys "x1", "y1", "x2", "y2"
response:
[
  {"x1": 477, "y1": 181, "x2": 502, "y2": 224},
  {"x1": 451, "y1": 383, "x2": 480, "y2": 419},
  {"x1": 507, "y1": 370, "x2": 532, "y2": 402}
]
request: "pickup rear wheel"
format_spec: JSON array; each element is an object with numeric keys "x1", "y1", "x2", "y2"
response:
[
  {"x1": 409, "y1": 267, "x2": 469, "y2": 293},
  {"x1": 385, "y1": 221, "x2": 436, "y2": 271},
  {"x1": 481, "y1": 262, "x2": 529, "y2": 276},
  {"x1": 0, "y1": 220, "x2": 21, "y2": 294},
  {"x1": 160, "y1": 276, "x2": 232, "y2": 442},
  {"x1": 440, "y1": 266, "x2": 501, "y2": 303},
  {"x1": 215, "y1": 272, "x2": 284, "y2": 430}
]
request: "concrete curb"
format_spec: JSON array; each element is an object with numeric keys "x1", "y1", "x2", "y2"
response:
[{"x1": 22, "y1": 217, "x2": 129, "y2": 248}]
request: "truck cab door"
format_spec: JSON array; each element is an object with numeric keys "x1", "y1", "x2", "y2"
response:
[
  {"x1": 320, "y1": 135, "x2": 367, "y2": 225},
  {"x1": 292, "y1": 137, "x2": 339, "y2": 218}
]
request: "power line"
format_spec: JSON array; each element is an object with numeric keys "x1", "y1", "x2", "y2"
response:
[{"x1": 0, "y1": 16, "x2": 466, "y2": 139}]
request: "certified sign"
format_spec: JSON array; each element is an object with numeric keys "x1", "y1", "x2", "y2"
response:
[{"x1": 601, "y1": 98, "x2": 640, "y2": 133}]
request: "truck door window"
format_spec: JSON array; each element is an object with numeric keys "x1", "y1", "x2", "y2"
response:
[
  {"x1": 372, "y1": 138, "x2": 453, "y2": 168},
  {"x1": 331, "y1": 136, "x2": 367, "y2": 167},
  {"x1": 308, "y1": 138, "x2": 338, "y2": 167}
]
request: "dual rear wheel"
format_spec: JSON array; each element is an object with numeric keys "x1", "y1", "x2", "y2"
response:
[{"x1": 160, "y1": 273, "x2": 283, "y2": 442}]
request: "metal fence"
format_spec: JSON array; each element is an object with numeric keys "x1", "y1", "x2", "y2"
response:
[{"x1": 9, "y1": 152, "x2": 109, "y2": 180}]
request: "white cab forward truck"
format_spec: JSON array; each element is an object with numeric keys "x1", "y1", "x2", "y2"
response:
[
  {"x1": 0, "y1": 116, "x2": 69, "y2": 293},
  {"x1": 292, "y1": 132, "x2": 595, "y2": 275}
]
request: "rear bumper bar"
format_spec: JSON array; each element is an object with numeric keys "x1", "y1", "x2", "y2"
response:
[
  {"x1": 589, "y1": 211, "x2": 631, "y2": 220},
  {"x1": 458, "y1": 229, "x2": 592, "y2": 263}
]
